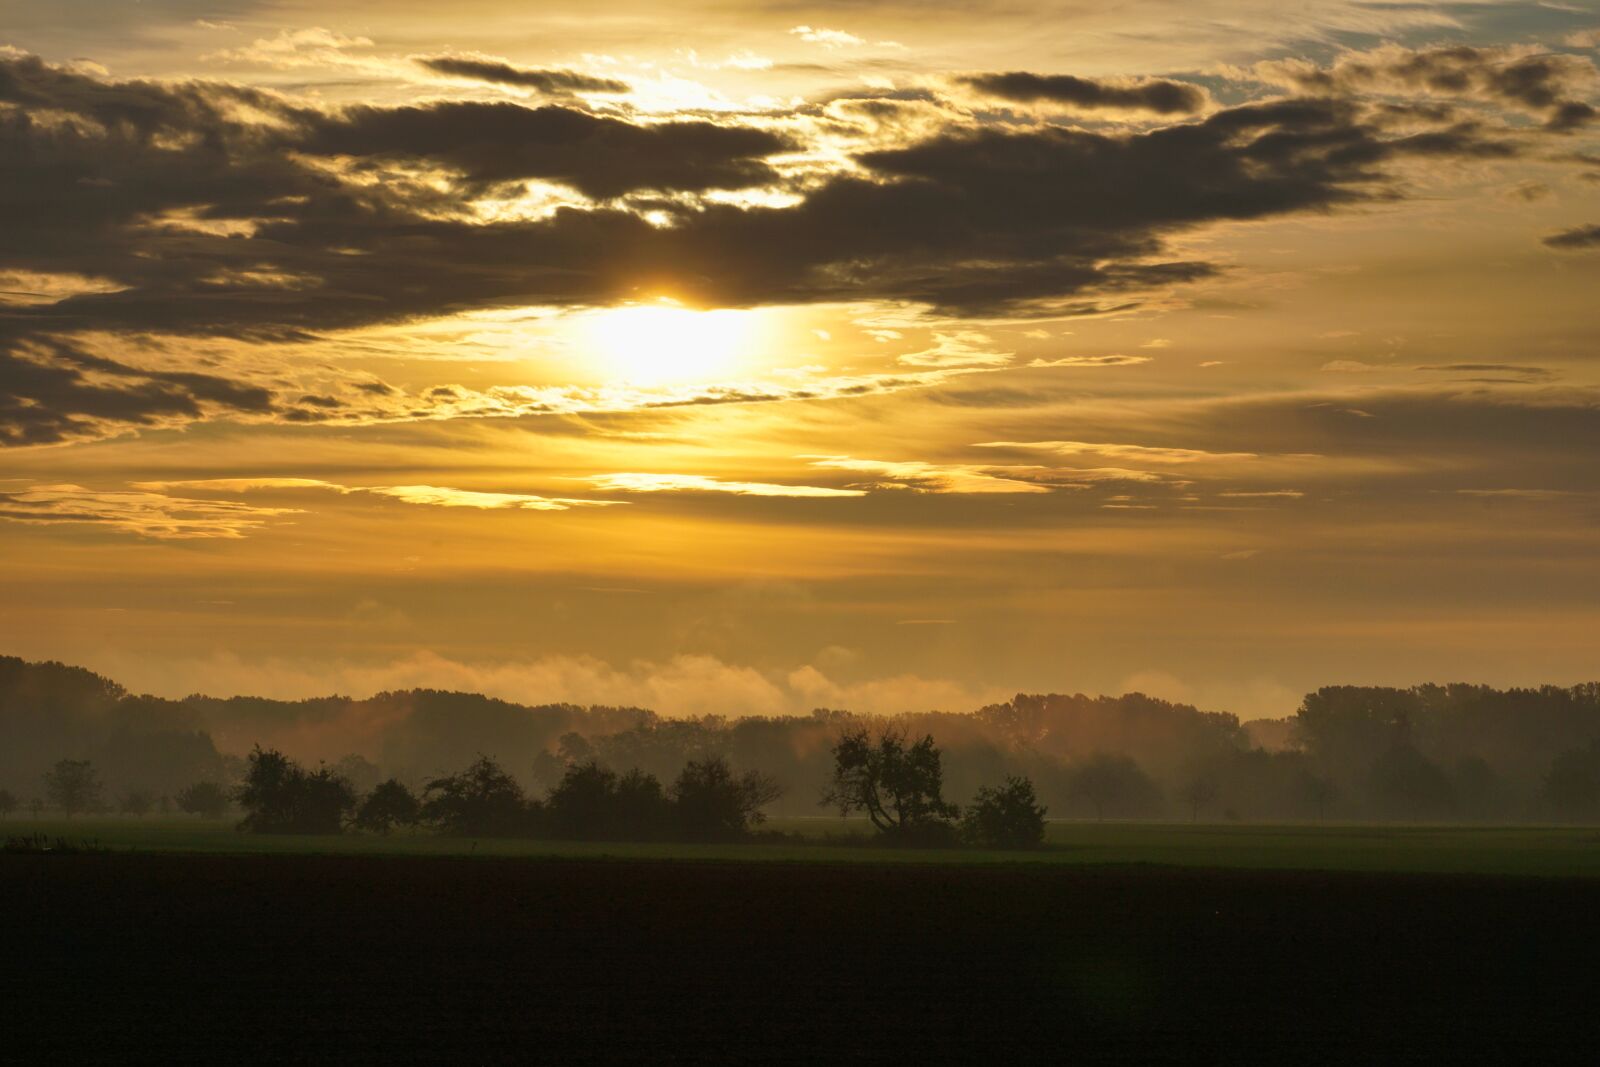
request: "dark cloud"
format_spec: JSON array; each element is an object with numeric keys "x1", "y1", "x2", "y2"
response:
[
  {"x1": 1543, "y1": 223, "x2": 1600, "y2": 249},
  {"x1": 416, "y1": 56, "x2": 630, "y2": 95},
  {"x1": 1248, "y1": 44, "x2": 1598, "y2": 132},
  {"x1": 0, "y1": 52, "x2": 1554, "y2": 445},
  {"x1": 958, "y1": 72, "x2": 1206, "y2": 114},
  {"x1": 290, "y1": 102, "x2": 793, "y2": 198},
  {"x1": 0, "y1": 340, "x2": 275, "y2": 447}
]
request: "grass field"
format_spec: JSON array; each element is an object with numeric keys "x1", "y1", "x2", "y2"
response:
[{"x1": 10, "y1": 814, "x2": 1600, "y2": 877}]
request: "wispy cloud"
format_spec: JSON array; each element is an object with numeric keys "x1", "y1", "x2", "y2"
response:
[
  {"x1": 588, "y1": 473, "x2": 865, "y2": 498},
  {"x1": 975, "y1": 441, "x2": 1260, "y2": 464},
  {"x1": 367, "y1": 485, "x2": 622, "y2": 511},
  {"x1": 804, "y1": 456, "x2": 1053, "y2": 494},
  {"x1": 1028, "y1": 354, "x2": 1151, "y2": 368},
  {"x1": 0, "y1": 484, "x2": 301, "y2": 539},
  {"x1": 137, "y1": 478, "x2": 623, "y2": 513}
]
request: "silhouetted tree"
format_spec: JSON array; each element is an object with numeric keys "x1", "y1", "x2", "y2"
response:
[
  {"x1": 119, "y1": 788, "x2": 155, "y2": 817},
  {"x1": 1368, "y1": 743, "x2": 1455, "y2": 819},
  {"x1": 1179, "y1": 777, "x2": 1219, "y2": 822},
  {"x1": 28, "y1": 797, "x2": 43, "y2": 818},
  {"x1": 961, "y1": 775, "x2": 1047, "y2": 848},
  {"x1": 43, "y1": 759, "x2": 102, "y2": 817},
  {"x1": 546, "y1": 761, "x2": 623, "y2": 839},
  {"x1": 236, "y1": 747, "x2": 355, "y2": 834},
  {"x1": 355, "y1": 779, "x2": 421, "y2": 834},
  {"x1": 0, "y1": 789, "x2": 15, "y2": 819},
  {"x1": 175, "y1": 781, "x2": 229, "y2": 819},
  {"x1": 1294, "y1": 769, "x2": 1339, "y2": 820},
  {"x1": 614, "y1": 768, "x2": 674, "y2": 840},
  {"x1": 1066, "y1": 754, "x2": 1161, "y2": 820},
  {"x1": 672, "y1": 755, "x2": 783, "y2": 841},
  {"x1": 821, "y1": 728, "x2": 958, "y2": 844},
  {"x1": 423, "y1": 756, "x2": 531, "y2": 837},
  {"x1": 1543, "y1": 741, "x2": 1600, "y2": 819},
  {"x1": 1451, "y1": 757, "x2": 1500, "y2": 820}
]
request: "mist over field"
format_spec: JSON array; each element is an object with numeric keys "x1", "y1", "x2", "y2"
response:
[{"x1": 6, "y1": 654, "x2": 1599, "y2": 823}]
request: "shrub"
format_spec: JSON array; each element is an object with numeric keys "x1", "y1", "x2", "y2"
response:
[{"x1": 962, "y1": 775, "x2": 1047, "y2": 849}]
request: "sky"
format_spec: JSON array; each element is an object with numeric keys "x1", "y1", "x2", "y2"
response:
[{"x1": 2, "y1": 0, "x2": 1598, "y2": 719}]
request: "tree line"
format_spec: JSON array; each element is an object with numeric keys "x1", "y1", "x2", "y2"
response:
[
  {"x1": 224, "y1": 728, "x2": 1045, "y2": 847},
  {"x1": 3, "y1": 727, "x2": 1049, "y2": 849},
  {"x1": 7, "y1": 655, "x2": 1600, "y2": 823}
]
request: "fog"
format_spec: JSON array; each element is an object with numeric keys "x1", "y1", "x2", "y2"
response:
[{"x1": 5, "y1": 654, "x2": 1599, "y2": 822}]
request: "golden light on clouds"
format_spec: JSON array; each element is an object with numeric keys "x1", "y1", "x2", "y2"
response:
[{"x1": 2, "y1": 2, "x2": 1599, "y2": 715}]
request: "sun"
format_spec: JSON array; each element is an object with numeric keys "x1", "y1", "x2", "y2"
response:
[{"x1": 583, "y1": 300, "x2": 757, "y2": 385}]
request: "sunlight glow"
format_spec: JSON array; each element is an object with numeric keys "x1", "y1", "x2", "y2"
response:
[{"x1": 583, "y1": 302, "x2": 759, "y2": 385}]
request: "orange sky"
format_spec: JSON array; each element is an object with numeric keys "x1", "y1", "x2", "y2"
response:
[{"x1": 3, "y1": 2, "x2": 1599, "y2": 718}]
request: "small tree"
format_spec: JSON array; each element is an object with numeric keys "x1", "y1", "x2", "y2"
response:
[
  {"x1": 672, "y1": 756, "x2": 783, "y2": 841},
  {"x1": 821, "y1": 728, "x2": 958, "y2": 844},
  {"x1": 423, "y1": 756, "x2": 530, "y2": 837},
  {"x1": 43, "y1": 759, "x2": 102, "y2": 817},
  {"x1": 1295, "y1": 770, "x2": 1338, "y2": 820},
  {"x1": 961, "y1": 775, "x2": 1047, "y2": 849},
  {"x1": 176, "y1": 781, "x2": 230, "y2": 820},
  {"x1": 0, "y1": 789, "x2": 16, "y2": 820},
  {"x1": 354, "y1": 779, "x2": 421, "y2": 835},
  {"x1": 1543, "y1": 742, "x2": 1600, "y2": 819},
  {"x1": 119, "y1": 788, "x2": 156, "y2": 818},
  {"x1": 1179, "y1": 777, "x2": 1220, "y2": 822},
  {"x1": 1066, "y1": 754, "x2": 1160, "y2": 820}
]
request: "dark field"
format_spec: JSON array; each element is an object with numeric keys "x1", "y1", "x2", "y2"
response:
[{"x1": 8, "y1": 853, "x2": 1600, "y2": 1063}]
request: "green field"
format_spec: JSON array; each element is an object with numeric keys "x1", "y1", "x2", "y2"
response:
[{"x1": 9, "y1": 815, "x2": 1600, "y2": 877}]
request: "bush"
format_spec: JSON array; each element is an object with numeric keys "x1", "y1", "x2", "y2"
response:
[{"x1": 962, "y1": 776, "x2": 1047, "y2": 849}]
